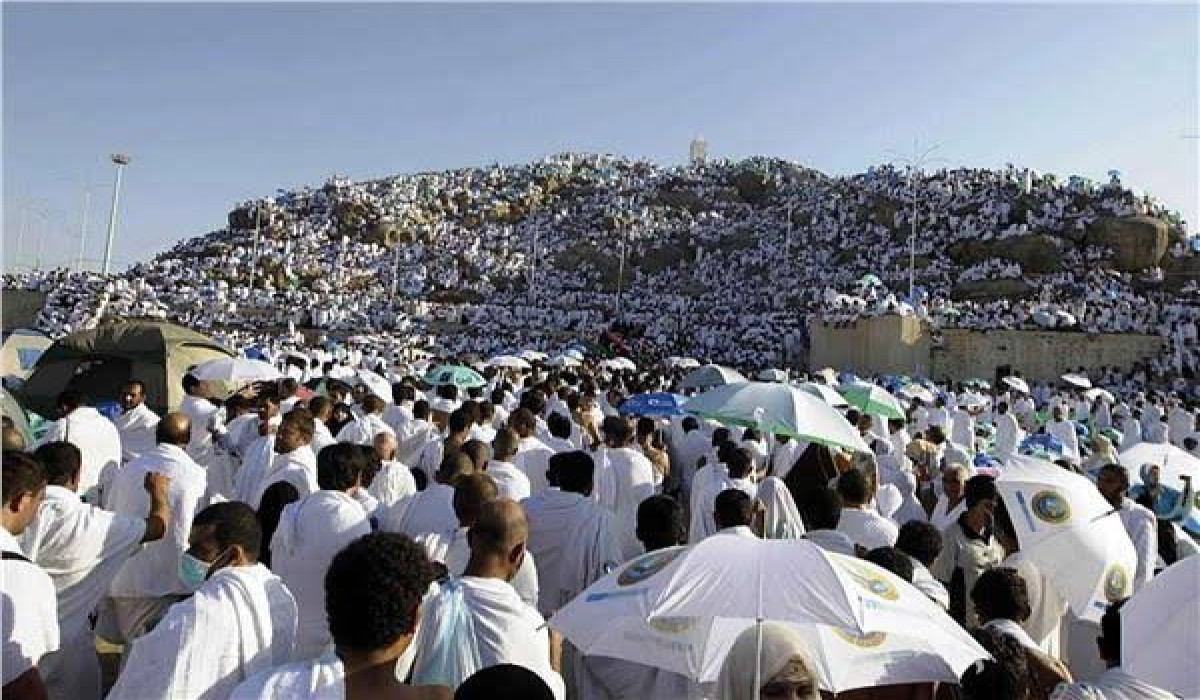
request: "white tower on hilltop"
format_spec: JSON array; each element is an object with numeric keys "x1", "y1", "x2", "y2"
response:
[{"x1": 690, "y1": 136, "x2": 707, "y2": 165}]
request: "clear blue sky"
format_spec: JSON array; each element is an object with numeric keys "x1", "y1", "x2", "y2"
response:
[{"x1": 4, "y1": 2, "x2": 1197, "y2": 272}]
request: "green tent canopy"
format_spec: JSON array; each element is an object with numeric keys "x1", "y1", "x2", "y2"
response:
[{"x1": 18, "y1": 320, "x2": 235, "y2": 417}]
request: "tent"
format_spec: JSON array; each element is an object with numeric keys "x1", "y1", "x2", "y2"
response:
[
  {"x1": 18, "y1": 320, "x2": 235, "y2": 417},
  {"x1": 1, "y1": 330, "x2": 52, "y2": 381}
]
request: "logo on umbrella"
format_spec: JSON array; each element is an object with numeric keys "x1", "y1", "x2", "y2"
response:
[
  {"x1": 648, "y1": 617, "x2": 696, "y2": 635},
  {"x1": 1104, "y1": 564, "x2": 1130, "y2": 602},
  {"x1": 833, "y1": 629, "x2": 888, "y2": 648},
  {"x1": 617, "y1": 548, "x2": 683, "y2": 587},
  {"x1": 1030, "y1": 490, "x2": 1071, "y2": 525},
  {"x1": 839, "y1": 560, "x2": 900, "y2": 602}
]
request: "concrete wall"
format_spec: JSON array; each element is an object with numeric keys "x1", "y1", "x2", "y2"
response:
[
  {"x1": 932, "y1": 328, "x2": 1164, "y2": 382},
  {"x1": 810, "y1": 315, "x2": 1164, "y2": 381},
  {"x1": 809, "y1": 315, "x2": 933, "y2": 377}
]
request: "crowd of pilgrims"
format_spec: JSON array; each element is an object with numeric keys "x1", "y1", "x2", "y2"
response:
[
  {"x1": 4, "y1": 153, "x2": 1199, "y2": 375},
  {"x1": 2, "y1": 352, "x2": 1197, "y2": 700}
]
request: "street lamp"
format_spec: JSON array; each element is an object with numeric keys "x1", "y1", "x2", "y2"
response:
[
  {"x1": 102, "y1": 153, "x2": 131, "y2": 275},
  {"x1": 886, "y1": 140, "x2": 946, "y2": 302}
]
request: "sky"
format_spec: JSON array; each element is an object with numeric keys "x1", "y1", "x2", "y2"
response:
[{"x1": 4, "y1": 2, "x2": 1197, "y2": 272}]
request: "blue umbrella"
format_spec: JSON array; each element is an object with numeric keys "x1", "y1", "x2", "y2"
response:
[
  {"x1": 1074, "y1": 422, "x2": 1090, "y2": 440},
  {"x1": 619, "y1": 393, "x2": 686, "y2": 417},
  {"x1": 95, "y1": 400, "x2": 122, "y2": 421},
  {"x1": 1020, "y1": 434, "x2": 1065, "y2": 459}
]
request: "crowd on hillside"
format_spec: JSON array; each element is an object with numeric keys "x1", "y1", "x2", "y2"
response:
[{"x1": 4, "y1": 154, "x2": 1197, "y2": 375}]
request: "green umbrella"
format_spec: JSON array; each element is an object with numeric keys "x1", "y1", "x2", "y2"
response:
[
  {"x1": 423, "y1": 364, "x2": 487, "y2": 389},
  {"x1": 858, "y1": 273, "x2": 884, "y2": 287},
  {"x1": 838, "y1": 383, "x2": 906, "y2": 421}
]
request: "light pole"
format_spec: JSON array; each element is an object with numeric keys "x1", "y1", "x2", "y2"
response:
[
  {"x1": 886, "y1": 140, "x2": 945, "y2": 302},
  {"x1": 102, "y1": 153, "x2": 131, "y2": 274},
  {"x1": 616, "y1": 216, "x2": 629, "y2": 318},
  {"x1": 77, "y1": 189, "x2": 93, "y2": 272}
]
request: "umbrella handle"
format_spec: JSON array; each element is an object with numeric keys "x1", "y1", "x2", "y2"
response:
[{"x1": 753, "y1": 617, "x2": 763, "y2": 700}]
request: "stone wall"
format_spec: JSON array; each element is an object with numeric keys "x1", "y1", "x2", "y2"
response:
[
  {"x1": 810, "y1": 315, "x2": 1163, "y2": 381},
  {"x1": 1, "y1": 290, "x2": 46, "y2": 332}
]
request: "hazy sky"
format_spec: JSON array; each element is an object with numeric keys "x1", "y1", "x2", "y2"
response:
[{"x1": 4, "y1": 2, "x2": 1197, "y2": 272}]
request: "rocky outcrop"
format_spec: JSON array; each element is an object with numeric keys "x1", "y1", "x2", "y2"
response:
[
  {"x1": 947, "y1": 234, "x2": 1062, "y2": 273},
  {"x1": 950, "y1": 279, "x2": 1035, "y2": 301},
  {"x1": 1086, "y1": 216, "x2": 1169, "y2": 272}
]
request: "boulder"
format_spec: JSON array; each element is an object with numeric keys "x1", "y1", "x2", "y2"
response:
[
  {"x1": 950, "y1": 279, "x2": 1035, "y2": 301},
  {"x1": 947, "y1": 234, "x2": 1062, "y2": 273},
  {"x1": 1085, "y1": 216, "x2": 1169, "y2": 271},
  {"x1": 1162, "y1": 254, "x2": 1200, "y2": 292}
]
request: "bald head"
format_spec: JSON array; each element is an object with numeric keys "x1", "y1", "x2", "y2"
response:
[
  {"x1": 2, "y1": 426, "x2": 26, "y2": 453},
  {"x1": 468, "y1": 500, "x2": 528, "y2": 558},
  {"x1": 436, "y1": 450, "x2": 476, "y2": 486},
  {"x1": 156, "y1": 412, "x2": 192, "y2": 446},
  {"x1": 373, "y1": 431, "x2": 398, "y2": 462},
  {"x1": 453, "y1": 473, "x2": 499, "y2": 527}
]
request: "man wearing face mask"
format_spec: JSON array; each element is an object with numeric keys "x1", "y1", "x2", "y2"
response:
[
  {"x1": 269, "y1": 443, "x2": 371, "y2": 660},
  {"x1": 102, "y1": 413, "x2": 208, "y2": 648},
  {"x1": 108, "y1": 502, "x2": 298, "y2": 700},
  {"x1": 410, "y1": 500, "x2": 565, "y2": 699}
]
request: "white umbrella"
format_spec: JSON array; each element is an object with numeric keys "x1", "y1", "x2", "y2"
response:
[
  {"x1": 679, "y1": 364, "x2": 747, "y2": 391},
  {"x1": 615, "y1": 357, "x2": 637, "y2": 371},
  {"x1": 354, "y1": 369, "x2": 393, "y2": 402},
  {"x1": 550, "y1": 540, "x2": 870, "y2": 682},
  {"x1": 519, "y1": 350, "x2": 548, "y2": 362},
  {"x1": 563, "y1": 348, "x2": 585, "y2": 361},
  {"x1": 756, "y1": 368, "x2": 788, "y2": 383},
  {"x1": 796, "y1": 382, "x2": 849, "y2": 408},
  {"x1": 1121, "y1": 556, "x2": 1200, "y2": 698},
  {"x1": 684, "y1": 381, "x2": 868, "y2": 453},
  {"x1": 546, "y1": 354, "x2": 582, "y2": 368},
  {"x1": 1061, "y1": 373, "x2": 1093, "y2": 389},
  {"x1": 666, "y1": 356, "x2": 701, "y2": 369},
  {"x1": 190, "y1": 357, "x2": 281, "y2": 383},
  {"x1": 1083, "y1": 387, "x2": 1116, "y2": 404},
  {"x1": 1118, "y1": 442, "x2": 1200, "y2": 486},
  {"x1": 996, "y1": 456, "x2": 1137, "y2": 621},
  {"x1": 1001, "y1": 376, "x2": 1030, "y2": 394},
  {"x1": 898, "y1": 384, "x2": 934, "y2": 404},
  {"x1": 486, "y1": 354, "x2": 531, "y2": 370}
]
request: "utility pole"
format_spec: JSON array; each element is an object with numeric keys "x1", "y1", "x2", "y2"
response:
[
  {"x1": 77, "y1": 189, "x2": 92, "y2": 272},
  {"x1": 616, "y1": 217, "x2": 629, "y2": 318},
  {"x1": 102, "y1": 153, "x2": 131, "y2": 275}
]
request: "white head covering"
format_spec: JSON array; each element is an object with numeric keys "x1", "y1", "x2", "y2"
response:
[
  {"x1": 716, "y1": 622, "x2": 820, "y2": 700},
  {"x1": 757, "y1": 477, "x2": 805, "y2": 540}
]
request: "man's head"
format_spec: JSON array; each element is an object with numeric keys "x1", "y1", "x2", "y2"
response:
[
  {"x1": 2, "y1": 451, "x2": 46, "y2": 535},
  {"x1": 681, "y1": 416, "x2": 699, "y2": 433},
  {"x1": 1097, "y1": 464, "x2": 1131, "y2": 508},
  {"x1": 637, "y1": 494, "x2": 685, "y2": 551},
  {"x1": 325, "y1": 532, "x2": 436, "y2": 661},
  {"x1": 412, "y1": 399, "x2": 431, "y2": 421},
  {"x1": 491, "y1": 428, "x2": 519, "y2": 463},
  {"x1": 156, "y1": 412, "x2": 192, "y2": 447},
  {"x1": 1053, "y1": 405, "x2": 1066, "y2": 422},
  {"x1": 467, "y1": 500, "x2": 528, "y2": 582},
  {"x1": 602, "y1": 416, "x2": 634, "y2": 448},
  {"x1": 970, "y1": 567, "x2": 1031, "y2": 624},
  {"x1": 864, "y1": 546, "x2": 914, "y2": 583},
  {"x1": 1097, "y1": 600, "x2": 1128, "y2": 667},
  {"x1": 942, "y1": 464, "x2": 969, "y2": 502},
  {"x1": 963, "y1": 474, "x2": 999, "y2": 524},
  {"x1": 960, "y1": 628, "x2": 1030, "y2": 700},
  {"x1": 455, "y1": 664, "x2": 556, "y2": 700},
  {"x1": 55, "y1": 390, "x2": 86, "y2": 419},
  {"x1": 896, "y1": 520, "x2": 942, "y2": 567},
  {"x1": 182, "y1": 373, "x2": 204, "y2": 398},
  {"x1": 507, "y1": 408, "x2": 537, "y2": 439},
  {"x1": 546, "y1": 412, "x2": 572, "y2": 441},
  {"x1": 453, "y1": 473, "x2": 499, "y2": 528},
  {"x1": 119, "y1": 380, "x2": 147, "y2": 411},
  {"x1": 712, "y1": 427, "x2": 731, "y2": 448},
  {"x1": 436, "y1": 450, "x2": 476, "y2": 486},
  {"x1": 461, "y1": 439, "x2": 490, "y2": 472},
  {"x1": 835, "y1": 468, "x2": 872, "y2": 508},
  {"x1": 726, "y1": 447, "x2": 755, "y2": 480},
  {"x1": 351, "y1": 382, "x2": 368, "y2": 406},
  {"x1": 274, "y1": 410, "x2": 315, "y2": 454},
  {"x1": 2, "y1": 425, "x2": 26, "y2": 453},
  {"x1": 317, "y1": 443, "x2": 364, "y2": 493},
  {"x1": 926, "y1": 426, "x2": 946, "y2": 445},
  {"x1": 713, "y1": 489, "x2": 755, "y2": 530},
  {"x1": 308, "y1": 395, "x2": 334, "y2": 423},
  {"x1": 797, "y1": 487, "x2": 842, "y2": 531},
  {"x1": 33, "y1": 441, "x2": 81, "y2": 491},
  {"x1": 549, "y1": 451, "x2": 594, "y2": 497},
  {"x1": 362, "y1": 394, "x2": 386, "y2": 417},
  {"x1": 183, "y1": 502, "x2": 261, "y2": 587},
  {"x1": 373, "y1": 430, "x2": 398, "y2": 462}
]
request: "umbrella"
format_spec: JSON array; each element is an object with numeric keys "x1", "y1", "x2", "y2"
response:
[
  {"x1": 598, "y1": 357, "x2": 635, "y2": 371},
  {"x1": 423, "y1": 364, "x2": 487, "y2": 389},
  {"x1": 898, "y1": 384, "x2": 934, "y2": 404},
  {"x1": 1083, "y1": 387, "x2": 1115, "y2": 403},
  {"x1": 546, "y1": 355, "x2": 582, "y2": 368},
  {"x1": 1121, "y1": 556, "x2": 1200, "y2": 698},
  {"x1": 997, "y1": 456, "x2": 1137, "y2": 621},
  {"x1": 684, "y1": 382, "x2": 868, "y2": 453},
  {"x1": 519, "y1": 350, "x2": 548, "y2": 362},
  {"x1": 679, "y1": 364, "x2": 747, "y2": 391},
  {"x1": 1001, "y1": 376, "x2": 1030, "y2": 394},
  {"x1": 486, "y1": 355, "x2": 531, "y2": 370},
  {"x1": 839, "y1": 383, "x2": 906, "y2": 421},
  {"x1": 190, "y1": 357, "x2": 281, "y2": 383},
  {"x1": 354, "y1": 369, "x2": 393, "y2": 402},
  {"x1": 756, "y1": 368, "x2": 788, "y2": 383},
  {"x1": 550, "y1": 540, "x2": 870, "y2": 682},
  {"x1": 857, "y1": 273, "x2": 884, "y2": 287},
  {"x1": 1061, "y1": 373, "x2": 1092, "y2": 389},
  {"x1": 619, "y1": 393, "x2": 686, "y2": 417},
  {"x1": 1019, "y1": 433, "x2": 1065, "y2": 460},
  {"x1": 665, "y1": 356, "x2": 701, "y2": 369},
  {"x1": 1118, "y1": 442, "x2": 1200, "y2": 533},
  {"x1": 797, "y1": 382, "x2": 849, "y2": 408},
  {"x1": 563, "y1": 348, "x2": 585, "y2": 361}
]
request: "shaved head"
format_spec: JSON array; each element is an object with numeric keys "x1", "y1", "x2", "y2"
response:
[
  {"x1": 156, "y1": 412, "x2": 192, "y2": 446},
  {"x1": 469, "y1": 500, "x2": 528, "y2": 557},
  {"x1": 453, "y1": 473, "x2": 499, "y2": 527},
  {"x1": 436, "y1": 450, "x2": 476, "y2": 486},
  {"x1": 373, "y1": 431, "x2": 398, "y2": 461}
]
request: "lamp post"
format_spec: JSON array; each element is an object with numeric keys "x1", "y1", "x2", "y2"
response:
[
  {"x1": 886, "y1": 141, "x2": 945, "y2": 302},
  {"x1": 616, "y1": 216, "x2": 629, "y2": 318},
  {"x1": 102, "y1": 153, "x2": 131, "y2": 274}
]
